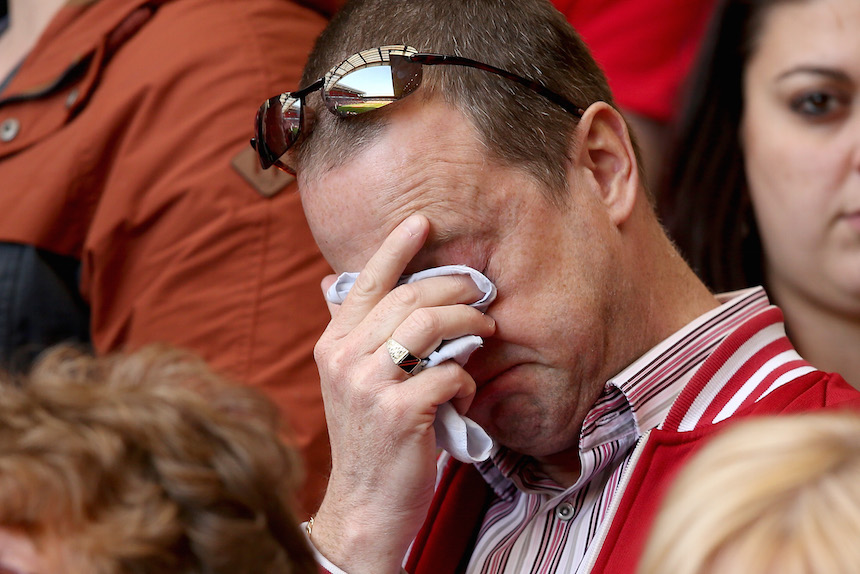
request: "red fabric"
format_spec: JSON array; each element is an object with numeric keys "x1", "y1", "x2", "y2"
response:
[
  {"x1": 407, "y1": 372, "x2": 860, "y2": 573},
  {"x1": 595, "y1": 371, "x2": 860, "y2": 572},
  {"x1": 551, "y1": 0, "x2": 716, "y2": 122},
  {"x1": 662, "y1": 307, "x2": 784, "y2": 431},
  {"x1": 0, "y1": 0, "x2": 332, "y2": 515},
  {"x1": 407, "y1": 457, "x2": 492, "y2": 574}
]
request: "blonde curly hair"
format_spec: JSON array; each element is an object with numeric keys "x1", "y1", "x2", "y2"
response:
[{"x1": 0, "y1": 345, "x2": 316, "y2": 574}]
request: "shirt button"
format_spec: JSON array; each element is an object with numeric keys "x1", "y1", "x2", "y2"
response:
[
  {"x1": 555, "y1": 502, "x2": 575, "y2": 521},
  {"x1": 0, "y1": 118, "x2": 20, "y2": 142}
]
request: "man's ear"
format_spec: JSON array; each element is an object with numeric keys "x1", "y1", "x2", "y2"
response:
[{"x1": 568, "y1": 102, "x2": 641, "y2": 226}]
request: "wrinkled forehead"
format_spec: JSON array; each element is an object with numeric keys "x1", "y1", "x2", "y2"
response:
[
  {"x1": 297, "y1": 98, "x2": 499, "y2": 273},
  {"x1": 298, "y1": 175, "x2": 477, "y2": 275},
  {"x1": 297, "y1": 169, "x2": 403, "y2": 271}
]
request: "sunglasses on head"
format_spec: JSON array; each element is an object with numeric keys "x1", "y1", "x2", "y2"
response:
[{"x1": 251, "y1": 45, "x2": 587, "y2": 174}]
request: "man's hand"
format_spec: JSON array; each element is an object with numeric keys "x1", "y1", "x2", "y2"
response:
[{"x1": 310, "y1": 214, "x2": 495, "y2": 573}]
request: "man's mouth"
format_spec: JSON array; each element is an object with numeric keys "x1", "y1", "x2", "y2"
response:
[{"x1": 468, "y1": 361, "x2": 521, "y2": 389}]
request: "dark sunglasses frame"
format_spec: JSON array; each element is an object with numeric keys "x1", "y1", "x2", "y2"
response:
[{"x1": 251, "y1": 45, "x2": 587, "y2": 173}]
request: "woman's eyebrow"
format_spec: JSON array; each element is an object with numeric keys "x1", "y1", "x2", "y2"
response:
[{"x1": 776, "y1": 66, "x2": 853, "y2": 83}]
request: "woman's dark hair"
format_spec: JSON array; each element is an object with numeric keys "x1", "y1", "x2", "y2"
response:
[{"x1": 658, "y1": 0, "x2": 803, "y2": 293}]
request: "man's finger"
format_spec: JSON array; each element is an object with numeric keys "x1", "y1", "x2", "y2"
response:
[
  {"x1": 321, "y1": 274, "x2": 340, "y2": 317},
  {"x1": 334, "y1": 274, "x2": 491, "y2": 358},
  {"x1": 388, "y1": 305, "x2": 496, "y2": 360},
  {"x1": 329, "y1": 214, "x2": 429, "y2": 333}
]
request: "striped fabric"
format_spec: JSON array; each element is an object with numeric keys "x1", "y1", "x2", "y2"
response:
[{"x1": 458, "y1": 287, "x2": 800, "y2": 573}]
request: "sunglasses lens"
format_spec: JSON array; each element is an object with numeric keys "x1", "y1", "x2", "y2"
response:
[
  {"x1": 257, "y1": 95, "x2": 301, "y2": 168},
  {"x1": 326, "y1": 57, "x2": 422, "y2": 117}
]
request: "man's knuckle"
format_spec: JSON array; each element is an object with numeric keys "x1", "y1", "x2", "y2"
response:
[
  {"x1": 353, "y1": 270, "x2": 385, "y2": 295},
  {"x1": 390, "y1": 284, "x2": 421, "y2": 307},
  {"x1": 313, "y1": 336, "x2": 333, "y2": 361},
  {"x1": 327, "y1": 345, "x2": 356, "y2": 371},
  {"x1": 410, "y1": 307, "x2": 440, "y2": 333}
]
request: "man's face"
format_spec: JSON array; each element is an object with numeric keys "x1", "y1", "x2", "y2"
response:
[{"x1": 299, "y1": 96, "x2": 626, "y2": 461}]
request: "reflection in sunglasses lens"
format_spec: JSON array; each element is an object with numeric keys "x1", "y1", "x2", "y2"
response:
[
  {"x1": 282, "y1": 99, "x2": 301, "y2": 143},
  {"x1": 263, "y1": 98, "x2": 300, "y2": 160},
  {"x1": 328, "y1": 65, "x2": 400, "y2": 116}
]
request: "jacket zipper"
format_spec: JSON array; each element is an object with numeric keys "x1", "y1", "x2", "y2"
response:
[{"x1": 578, "y1": 429, "x2": 652, "y2": 574}]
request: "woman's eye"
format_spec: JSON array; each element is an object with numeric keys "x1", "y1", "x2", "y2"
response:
[{"x1": 789, "y1": 91, "x2": 846, "y2": 118}]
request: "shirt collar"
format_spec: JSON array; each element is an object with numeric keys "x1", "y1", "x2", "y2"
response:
[
  {"x1": 599, "y1": 286, "x2": 769, "y2": 438},
  {"x1": 477, "y1": 287, "x2": 770, "y2": 497}
]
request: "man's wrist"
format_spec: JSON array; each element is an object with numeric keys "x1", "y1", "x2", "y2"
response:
[
  {"x1": 302, "y1": 517, "x2": 351, "y2": 574},
  {"x1": 302, "y1": 509, "x2": 408, "y2": 574}
]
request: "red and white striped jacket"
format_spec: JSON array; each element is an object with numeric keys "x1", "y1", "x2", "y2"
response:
[{"x1": 403, "y1": 305, "x2": 860, "y2": 574}]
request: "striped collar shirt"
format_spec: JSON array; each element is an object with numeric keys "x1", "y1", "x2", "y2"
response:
[{"x1": 461, "y1": 287, "x2": 772, "y2": 574}]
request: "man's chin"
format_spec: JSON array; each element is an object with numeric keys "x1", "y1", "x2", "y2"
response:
[{"x1": 468, "y1": 401, "x2": 547, "y2": 453}]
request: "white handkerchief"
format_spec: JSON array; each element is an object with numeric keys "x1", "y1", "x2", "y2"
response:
[{"x1": 325, "y1": 265, "x2": 496, "y2": 462}]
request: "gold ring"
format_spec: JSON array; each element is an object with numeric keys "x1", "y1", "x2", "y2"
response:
[{"x1": 386, "y1": 338, "x2": 426, "y2": 375}]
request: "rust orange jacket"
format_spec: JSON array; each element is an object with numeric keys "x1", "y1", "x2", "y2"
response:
[{"x1": 0, "y1": 0, "x2": 334, "y2": 514}]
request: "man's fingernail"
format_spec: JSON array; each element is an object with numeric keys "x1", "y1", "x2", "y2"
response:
[{"x1": 402, "y1": 215, "x2": 423, "y2": 237}]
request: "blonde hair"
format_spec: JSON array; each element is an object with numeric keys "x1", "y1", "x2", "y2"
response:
[
  {"x1": 0, "y1": 345, "x2": 317, "y2": 574},
  {"x1": 639, "y1": 411, "x2": 860, "y2": 574}
]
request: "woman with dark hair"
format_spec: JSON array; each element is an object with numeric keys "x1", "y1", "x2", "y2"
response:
[{"x1": 660, "y1": 0, "x2": 860, "y2": 386}]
